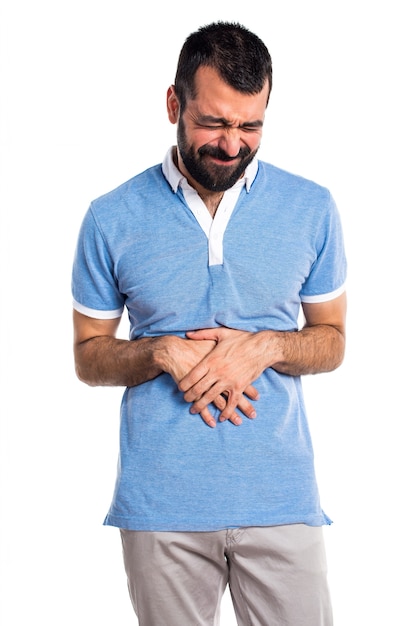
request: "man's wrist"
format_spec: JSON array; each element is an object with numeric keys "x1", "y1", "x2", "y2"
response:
[
  {"x1": 256, "y1": 329, "x2": 286, "y2": 369},
  {"x1": 150, "y1": 335, "x2": 182, "y2": 373}
]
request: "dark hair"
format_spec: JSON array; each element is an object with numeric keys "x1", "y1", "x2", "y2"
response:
[{"x1": 174, "y1": 21, "x2": 273, "y2": 111}]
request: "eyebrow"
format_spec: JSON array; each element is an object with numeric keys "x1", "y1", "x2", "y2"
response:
[{"x1": 197, "y1": 115, "x2": 264, "y2": 129}]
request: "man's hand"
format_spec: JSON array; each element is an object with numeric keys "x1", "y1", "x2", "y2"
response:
[
  {"x1": 178, "y1": 328, "x2": 264, "y2": 423},
  {"x1": 73, "y1": 310, "x2": 258, "y2": 429},
  {"x1": 177, "y1": 295, "x2": 347, "y2": 422},
  {"x1": 161, "y1": 335, "x2": 258, "y2": 428}
]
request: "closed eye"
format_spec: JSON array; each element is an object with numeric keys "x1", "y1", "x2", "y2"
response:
[
  {"x1": 240, "y1": 125, "x2": 262, "y2": 132},
  {"x1": 195, "y1": 116, "x2": 263, "y2": 132}
]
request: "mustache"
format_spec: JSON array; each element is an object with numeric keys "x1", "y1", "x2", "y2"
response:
[{"x1": 198, "y1": 145, "x2": 251, "y2": 162}]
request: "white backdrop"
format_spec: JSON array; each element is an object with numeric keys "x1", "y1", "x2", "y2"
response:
[{"x1": 1, "y1": 1, "x2": 417, "y2": 624}]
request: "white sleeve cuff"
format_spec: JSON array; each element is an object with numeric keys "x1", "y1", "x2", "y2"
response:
[
  {"x1": 300, "y1": 283, "x2": 346, "y2": 304},
  {"x1": 72, "y1": 299, "x2": 124, "y2": 319}
]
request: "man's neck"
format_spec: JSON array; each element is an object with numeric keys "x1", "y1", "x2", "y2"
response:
[{"x1": 197, "y1": 190, "x2": 224, "y2": 218}]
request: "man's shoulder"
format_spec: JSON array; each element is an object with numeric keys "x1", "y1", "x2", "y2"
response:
[
  {"x1": 257, "y1": 160, "x2": 330, "y2": 197},
  {"x1": 92, "y1": 163, "x2": 166, "y2": 209},
  {"x1": 253, "y1": 161, "x2": 335, "y2": 220}
]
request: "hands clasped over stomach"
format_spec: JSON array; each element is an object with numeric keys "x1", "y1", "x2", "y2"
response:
[{"x1": 171, "y1": 327, "x2": 264, "y2": 428}]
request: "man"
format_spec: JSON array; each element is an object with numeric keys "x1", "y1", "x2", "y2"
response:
[{"x1": 72, "y1": 21, "x2": 346, "y2": 626}]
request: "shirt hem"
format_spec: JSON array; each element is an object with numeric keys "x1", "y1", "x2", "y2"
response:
[{"x1": 103, "y1": 512, "x2": 332, "y2": 531}]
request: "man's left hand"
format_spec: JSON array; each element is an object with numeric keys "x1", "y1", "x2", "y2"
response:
[{"x1": 178, "y1": 327, "x2": 269, "y2": 423}]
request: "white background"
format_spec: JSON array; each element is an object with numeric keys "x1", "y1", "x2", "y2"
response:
[{"x1": 1, "y1": 1, "x2": 417, "y2": 624}]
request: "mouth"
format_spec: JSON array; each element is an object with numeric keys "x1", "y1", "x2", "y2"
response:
[
  {"x1": 203, "y1": 153, "x2": 239, "y2": 167},
  {"x1": 199, "y1": 146, "x2": 241, "y2": 163}
]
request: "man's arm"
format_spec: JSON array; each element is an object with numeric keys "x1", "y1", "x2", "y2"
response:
[
  {"x1": 178, "y1": 292, "x2": 347, "y2": 421},
  {"x1": 73, "y1": 310, "x2": 163, "y2": 387},
  {"x1": 73, "y1": 309, "x2": 258, "y2": 427},
  {"x1": 270, "y1": 291, "x2": 346, "y2": 375}
]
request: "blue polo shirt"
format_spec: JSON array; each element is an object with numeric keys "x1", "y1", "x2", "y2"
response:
[{"x1": 72, "y1": 149, "x2": 346, "y2": 531}]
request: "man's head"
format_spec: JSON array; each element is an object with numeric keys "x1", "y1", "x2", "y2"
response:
[
  {"x1": 167, "y1": 22, "x2": 273, "y2": 193},
  {"x1": 173, "y1": 21, "x2": 272, "y2": 112}
]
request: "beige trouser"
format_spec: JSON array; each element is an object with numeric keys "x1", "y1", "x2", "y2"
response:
[{"x1": 120, "y1": 524, "x2": 333, "y2": 626}]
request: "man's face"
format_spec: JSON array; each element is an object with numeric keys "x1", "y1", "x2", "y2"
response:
[{"x1": 174, "y1": 66, "x2": 269, "y2": 193}]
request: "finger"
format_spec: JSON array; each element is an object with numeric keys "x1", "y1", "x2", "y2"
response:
[
  {"x1": 213, "y1": 394, "x2": 242, "y2": 426},
  {"x1": 182, "y1": 373, "x2": 216, "y2": 402},
  {"x1": 244, "y1": 384, "x2": 260, "y2": 401},
  {"x1": 186, "y1": 328, "x2": 222, "y2": 341},
  {"x1": 178, "y1": 364, "x2": 209, "y2": 394},
  {"x1": 217, "y1": 389, "x2": 257, "y2": 422},
  {"x1": 189, "y1": 381, "x2": 225, "y2": 414},
  {"x1": 198, "y1": 406, "x2": 217, "y2": 428},
  {"x1": 225, "y1": 412, "x2": 243, "y2": 426},
  {"x1": 220, "y1": 396, "x2": 257, "y2": 421}
]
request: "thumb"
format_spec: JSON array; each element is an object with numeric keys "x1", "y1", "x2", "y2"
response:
[{"x1": 186, "y1": 328, "x2": 221, "y2": 341}]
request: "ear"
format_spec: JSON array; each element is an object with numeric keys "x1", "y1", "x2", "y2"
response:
[{"x1": 167, "y1": 85, "x2": 180, "y2": 124}]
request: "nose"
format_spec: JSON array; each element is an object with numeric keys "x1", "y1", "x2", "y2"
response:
[{"x1": 218, "y1": 129, "x2": 241, "y2": 158}]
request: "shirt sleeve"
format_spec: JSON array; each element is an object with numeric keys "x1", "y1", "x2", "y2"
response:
[
  {"x1": 300, "y1": 193, "x2": 347, "y2": 303},
  {"x1": 71, "y1": 206, "x2": 125, "y2": 318}
]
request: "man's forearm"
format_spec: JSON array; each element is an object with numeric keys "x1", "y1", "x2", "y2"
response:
[
  {"x1": 74, "y1": 335, "x2": 166, "y2": 387},
  {"x1": 267, "y1": 324, "x2": 345, "y2": 376},
  {"x1": 179, "y1": 322, "x2": 345, "y2": 421},
  {"x1": 74, "y1": 332, "x2": 219, "y2": 390}
]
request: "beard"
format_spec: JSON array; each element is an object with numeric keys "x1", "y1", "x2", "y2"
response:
[{"x1": 177, "y1": 116, "x2": 258, "y2": 192}]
